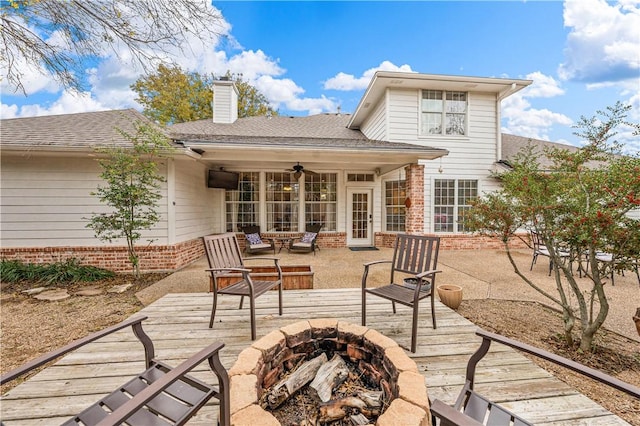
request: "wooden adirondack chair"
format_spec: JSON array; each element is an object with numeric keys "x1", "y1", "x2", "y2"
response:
[{"x1": 203, "y1": 233, "x2": 283, "y2": 340}]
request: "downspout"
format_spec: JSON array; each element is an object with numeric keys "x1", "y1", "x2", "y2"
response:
[{"x1": 496, "y1": 83, "x2": 517, "y2": 162}]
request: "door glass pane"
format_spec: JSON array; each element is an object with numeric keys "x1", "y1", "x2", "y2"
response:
[{"x1": 351, "y1": 193, "x2": 368, "y2": 239}]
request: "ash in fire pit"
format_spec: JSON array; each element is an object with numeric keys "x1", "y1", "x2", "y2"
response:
[{"x1": 229, "y1": 319, "x2": 431, "y2": 426}]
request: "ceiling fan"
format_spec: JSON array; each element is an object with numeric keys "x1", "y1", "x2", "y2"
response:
[{"x1": 286, "y1": 162, "x2": 318, "y2": 179}]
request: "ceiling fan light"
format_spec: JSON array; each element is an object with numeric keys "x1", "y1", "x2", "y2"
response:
[{"x1": 293, "y1": 171, "x2": 302, "y2": 180}]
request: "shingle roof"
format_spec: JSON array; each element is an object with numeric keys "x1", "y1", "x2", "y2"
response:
[
  {"x1": 0, "y1": 109, "x2": 169, "y2": 149},
  {"x1": 170, "y1": 113, "x2": 366, "y2": 141},
  {"x1": 170, "y1": 113, "x2": 445, "y2": 153},
  {"x1": 501, "y1": 134, "x2": 586, "y2": 169}
]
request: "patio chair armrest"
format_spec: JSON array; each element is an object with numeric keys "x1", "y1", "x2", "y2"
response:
[
  {"x1": 363, "y1": 260, "x2": 392, "y2": 267},
  {"x1": 95, "y1": 341, "x2": 229, "y2": 426},
  {"x1": 475, "y1": 329, "x2": 640, "y2": 399},
  {"x1": 362, "y1": 260, "x2": 393, "y2": 288},
  {"x1": 243, "y1": 257, "x2": 279, "y2": 262},
  {"x1": 430, "y1": 399, "x2": 483, "y2": 426},
  {"x1": 416, "y1": 269, "x2": 441, "y2": 279},
  {"x1": 0, "y1": 316, "x2": 148, "y2": 385},
  {"x1": 206, "y1": 267, "x2": 252, "y2": 274}
]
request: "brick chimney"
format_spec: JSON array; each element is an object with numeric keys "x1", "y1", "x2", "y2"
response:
[{"x1": 212, "y1": 78, "x2": 238, "y2": 124}]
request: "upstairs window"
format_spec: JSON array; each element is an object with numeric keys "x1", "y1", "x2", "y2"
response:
[{"x1": 421, "y1": 90, "x2": 467, "y2": 136}]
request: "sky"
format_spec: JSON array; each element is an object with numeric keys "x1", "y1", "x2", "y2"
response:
[{"x1": 1, "y1": 0, "x2": 639, "y2": 152}]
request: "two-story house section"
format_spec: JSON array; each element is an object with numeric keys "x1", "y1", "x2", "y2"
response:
[
  {"x1": 1, "y1": 71, "x2": 531, "y2": 272},
  {"x1": 347, "y1": 71, "x2": 531, "y2": 235}
]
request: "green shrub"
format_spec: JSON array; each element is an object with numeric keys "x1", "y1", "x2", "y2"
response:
[{"x1": 0, "y1": 258, "x2": 114, "y2": 285}]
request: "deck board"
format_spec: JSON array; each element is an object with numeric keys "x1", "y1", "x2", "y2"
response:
[{"x1": 1, "y1": 288, "x2": 630, "y2": 425}]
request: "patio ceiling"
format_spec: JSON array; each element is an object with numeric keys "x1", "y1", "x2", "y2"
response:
[{"x1": 180, "y1": 141, "x2": 448, "y2": 175}]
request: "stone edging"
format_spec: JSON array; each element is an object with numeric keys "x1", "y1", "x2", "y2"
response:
[{"x1": 228, "y1": 319, "x2": 431, "y2": 426}]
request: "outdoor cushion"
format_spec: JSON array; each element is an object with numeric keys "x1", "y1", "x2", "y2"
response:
[
  {"x1": 250, "y1": 243, "x2": 272, "y2": 249},
  {"x1": 292, "y1": 242, "x2": 312, "y2": 248},
  {"x1": 246, "y1": 233, "x2": 262, "y2": 245},
  {"x1": 300, "y1": 232, "x2": 317, "y2": 243}
]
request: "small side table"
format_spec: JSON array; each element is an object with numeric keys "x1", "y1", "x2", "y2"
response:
[{"x1": 275, "y1": 238, "x2": 291, "y2": 254}]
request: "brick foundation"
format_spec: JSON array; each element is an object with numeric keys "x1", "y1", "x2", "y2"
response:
[
  {"x1": 1, "y1": 233, "x2": 529, "y2": 273},
  {"x1": 0, "y1": 238, "x2": 204, "y2": 273},
  {"x1": 229, "y1": 319, "x2": 430, "y2": 426}
]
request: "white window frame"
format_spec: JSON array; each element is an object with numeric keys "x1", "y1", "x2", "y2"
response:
[
  {"x1": 420, "y1": 90, "x2": 468, "y2": 137},
  {"x1": 383, "y1": 178, "x2": 406, "y2": 232},
  {"x1": 432, "y1": 178, "x2": 478, "y2": 233},
  {"x1": 225, "y1": 171, "x2": 338, "y2": 233}
]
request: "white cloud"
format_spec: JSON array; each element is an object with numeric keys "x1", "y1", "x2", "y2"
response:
[
  {"x1": 4, "y1": 90, "x2": 109, "y2": 118},
  {"x1": 1, "y1": 103, "x2": 19, "y2": 119},
  {"x1": 225, "y1": 50, "x2": 286, "y2": 80},
  {"x1": 559, "y1": 0, "x2": 640, "y2": 83},
  {"x1": 501, "y1": 72, "x2": 572, "y2": 141},
  {"x1": 252, "y1": 75, "x2": 337, "y2": 114},
  {"x1": 324, "y1": 61, "x2": 415, "y2": 91},
  {"x1": 521, "y1": 72, "x2": 565, "y2": 98}
]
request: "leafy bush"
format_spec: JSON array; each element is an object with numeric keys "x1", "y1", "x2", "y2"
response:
[{"x1": 0, "y1": 258, "x2": 114, "y2": 285}]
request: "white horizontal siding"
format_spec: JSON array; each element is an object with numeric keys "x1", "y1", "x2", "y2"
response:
[
  {"x1": 387, "y1": 89, "x2": 420, "y2": 142},
  {"x1": 382, "y1": 90, "x2": 501, "y2": 233},
  {"x1": 360, "y1": 94, "x2": 387, "y2": 141},
  {"x1": 1, "y1": 154, "x2": 169, "y2": 247},
  {"x1": 173, "y1": 160, "x2": 219, "y2": 242}
]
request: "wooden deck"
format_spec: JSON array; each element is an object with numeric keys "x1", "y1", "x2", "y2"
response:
[{"x1": 1, "y1": 289, "x2": 629, "y2": 425}]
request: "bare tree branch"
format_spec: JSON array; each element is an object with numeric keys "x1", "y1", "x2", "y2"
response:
[{"x1": 1, "y1": 0, "x2": 224, "y2": 94}]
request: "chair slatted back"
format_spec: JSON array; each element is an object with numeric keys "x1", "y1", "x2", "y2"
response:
[
  {"x1": 242, "y1": 225, "x2": 261, "y2": 235},
  {"x1": 392, "y1": 234, "x2": 440, "y2": 277},
  {"x1": 203, "y1": 233, "x2": 244, "y2": 273}
]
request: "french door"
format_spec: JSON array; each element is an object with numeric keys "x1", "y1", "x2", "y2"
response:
[{"x1": 347, "y1": 188, "x2": 373, "y2": 246}]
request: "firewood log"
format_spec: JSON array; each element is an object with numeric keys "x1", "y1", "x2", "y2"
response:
[
  {"x1": 318, "y1": 397, "x2": 368, "y2": 423},
  {"x1": 310, "y1": 354, "x2": 349, "y2": 402},
  {"x1": 263, "y1": 353, "x2": 328, "y2": 409}
]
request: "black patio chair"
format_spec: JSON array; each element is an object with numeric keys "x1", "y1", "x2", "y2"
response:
[{"x1": 241, "y1": 225, "x2": 276, "y2": 255}]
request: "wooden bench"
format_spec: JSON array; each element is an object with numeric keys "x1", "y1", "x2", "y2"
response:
[
  {"x1": 0, "y1": 316, "x2": 230, "y2": 426},
  {"x1": 430, "y1": 328, "x2": 640, "y2": 426}
]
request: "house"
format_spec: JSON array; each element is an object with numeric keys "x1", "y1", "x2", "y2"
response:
[{"x1": 0, "y1": 71, "x2": 532, "y2": 272}]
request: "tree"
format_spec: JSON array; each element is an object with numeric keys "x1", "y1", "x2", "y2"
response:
[
  {"x1": 86, "y1": 121, "x2": 173, "y2": 278},
  {"x1": 130, "y1": 64, "x2": 213, "y2": 125},
  {"x1": 132, "y1": 67, "x2": 277, "y2": 125},
  {"x1": 465, "y1": 102, "x2": 640, "y2": 352},
  {"x1": 1, "y1": 0, "x2": 223, "y2": 94}
]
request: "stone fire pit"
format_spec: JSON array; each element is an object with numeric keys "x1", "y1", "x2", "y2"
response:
[{"x1": 229, "y1": 319, "x2": 431, "y2": 425}]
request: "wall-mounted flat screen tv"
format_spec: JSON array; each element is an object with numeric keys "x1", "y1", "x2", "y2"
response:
[{"x1": 207, "y1": 170, "x2": 239, "y2": 189}]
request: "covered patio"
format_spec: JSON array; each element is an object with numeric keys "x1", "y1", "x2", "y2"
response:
[{"x1": 2, "y1": 247, "x2": 638, "y2": 425}]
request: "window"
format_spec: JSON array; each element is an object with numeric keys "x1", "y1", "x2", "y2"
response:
[
  {"x1": 225, "y1": 172, "x2": 259, "y2": 232},
  {"x1": 305, "y1": 173, "x2": 337, "y2": 231},
  {"x1": 434, "y1": 179, "x2": 477, "y2": 232},
  {"x1": 347, "y1": 173, "x2": 374, "y2": 182},
  {"x1": 385, "y1": 180, "x2": 406, "y2": 232},
  {"x1": 266, "y1": 172, "x2": 299, "y2": 232},
  {"x1": 421, "y1": 90, "x2": 467, "y2": 136}
]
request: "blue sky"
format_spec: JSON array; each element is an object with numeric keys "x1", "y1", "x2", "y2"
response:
[{"x1": 2, "y1": 1, "x2": 639, "y2": 152}]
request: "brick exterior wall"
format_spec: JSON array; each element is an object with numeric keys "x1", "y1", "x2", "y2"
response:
[
  {"x1": 1, "y1": 232, "x2": 529, "y2": 272},
  {"x1": 0, "y1": 238, "x2": 205, "y2": 273},
  {"x1": 404, "y1": 164, "x2": 425, "y2": 234}
]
